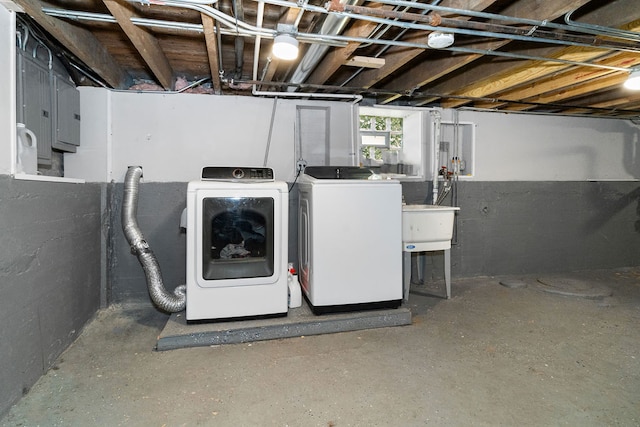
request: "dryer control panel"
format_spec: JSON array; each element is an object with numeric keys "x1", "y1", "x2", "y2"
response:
[{"x1": 201, "y1": 167, "x2": 274, "y2": 181}]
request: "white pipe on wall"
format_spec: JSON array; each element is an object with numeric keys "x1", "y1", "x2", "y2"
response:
[{"x1": 431, "y1": 109, "x2": 441, "y2": 204}]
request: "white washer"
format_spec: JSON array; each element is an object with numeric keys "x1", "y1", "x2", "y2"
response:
[
  {"x1": 186, "y1": 167, "x2": 288, "y2": 321},
  {"x1": 297, "y1": 166, "x2": 403, "y2": 313}
]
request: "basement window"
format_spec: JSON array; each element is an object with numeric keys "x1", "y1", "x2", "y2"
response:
[
  {"x1": 359, "y1": 114, "x2": 403, "y2": 164},
  {"x1": 358, "y1": 106, "x2": 424, "y2": 178}
]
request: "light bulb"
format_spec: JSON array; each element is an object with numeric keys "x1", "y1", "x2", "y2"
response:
[{"x1": 272, "y1": 34, "x2": 299, "y2": 60}]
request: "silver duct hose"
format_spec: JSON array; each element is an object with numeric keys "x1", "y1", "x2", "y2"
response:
[{"x1": 121, "y1": 166, "x2": 186, "y2": 312}]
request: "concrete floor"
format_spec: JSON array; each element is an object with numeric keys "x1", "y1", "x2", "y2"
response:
[{"x1": 2, "y1": 269, "x2": 639, "y2": 426}]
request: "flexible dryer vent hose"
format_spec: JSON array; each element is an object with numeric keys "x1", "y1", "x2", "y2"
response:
[{"x1": 121, "y1": 166, "x2": 186, "y2": 313}]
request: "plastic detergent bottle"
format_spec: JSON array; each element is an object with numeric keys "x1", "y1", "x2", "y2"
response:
[
  {"x1": 287, "y1": 263, "x2": 302, "y2": 308},
  {"x1": 16, "y1": 123, "x2": 37, "y2": 174}
]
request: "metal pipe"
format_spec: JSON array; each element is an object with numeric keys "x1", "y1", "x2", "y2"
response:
[
  {"x1": 44, "y1": 4, "x2": 635, "y2": 73},
  {"x1": 250, "y1": 0, "x2": 362, "y2": 101},
  {"x1": 564, "y1": 8, "x2": 640, "y2": 42},
  {"x1": 232, "y1": 0, "x2": 245, "y2": 80},
  {"x1": 431, "y1": 110, "x2": 441, "y2": 205},
  {"x1": 286, "y1": 0, "x2": 360, "y2": 92},
  {"x1": 329, "y1": 8, "x2": 640, "y2": 54},
  {"x1": 354, "y1": 0, "x2": 639, "y2": 44},
  {"x1": 121, "y1": 166, "x2": 186, "y2": 313},
  {"x1": 43, "y1": 7, "x2": 204, "y2": 33},
  {"x1": 42, "y1": 1, "x2": 638, "y2": 95},
  {"x1": 299, "y1": 30, "x2": 632, "y2": 73},
  {"x1": 235, "y1": 79, "x2": 640, "y2": 116}
]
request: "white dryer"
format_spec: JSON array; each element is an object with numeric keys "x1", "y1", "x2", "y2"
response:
[
  {"x1": 297, "y1": 166, "x2": 403, "y2": 314},
  {"x1": 186, "y1": 167, "x2": 288, "y2": 321}
]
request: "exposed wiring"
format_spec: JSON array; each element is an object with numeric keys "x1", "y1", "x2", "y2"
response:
[
  {"x1": 16, "y1": 14, "x2": 105, "y2": 87},
  {"x1": 263, "y1": 97, "x2": 278, "y2": 167},
  {"x1": 288, "y1": 163, "x2": 304, "y2": 192}
]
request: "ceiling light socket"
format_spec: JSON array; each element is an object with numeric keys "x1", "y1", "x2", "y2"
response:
[
  {"x1": 272, "y1": 24, "x2": 299, "y2": 61},
  {"x1": 427, "y1": 31, "x2": 455, "y2": 49},
  {"x1": 623, "y1": 69, "x2": 640, "y2": 90},
  {"x1": 273, "y1": 34, "x2": 299, "y2": 60}
]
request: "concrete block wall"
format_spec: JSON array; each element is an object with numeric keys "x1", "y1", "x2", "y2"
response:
[
  {"x1": 0, "y1": 177, "x2": 102, "y2": 416},
  {"x1": 109, "y1": 179, "x2": 640, "y2": 306},
  {"x1": 403, "y1": 180, "x2": 640, "y2": 277},
  {"x1": 109, "y1": 182, "x2": 188, "y2": 303}
]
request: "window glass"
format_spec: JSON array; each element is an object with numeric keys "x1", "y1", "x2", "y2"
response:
[{"x1": 360, "y1": 115, "x2": 403, "y2": 161}]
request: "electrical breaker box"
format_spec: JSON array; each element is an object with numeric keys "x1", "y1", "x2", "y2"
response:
[
  {"x1": 18, "y1": 52, "x2": 53, "y2": 164},
  {"x1": 54, "y1": 75, "x2": 81, "y2": 151},
  {"x1": 16, "y1": 47, "x2": 81, "y2": 167}
]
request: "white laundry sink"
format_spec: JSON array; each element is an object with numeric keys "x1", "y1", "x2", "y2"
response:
[{"x1": 402, "y1": 204, "x2": 460, "y2": 252}]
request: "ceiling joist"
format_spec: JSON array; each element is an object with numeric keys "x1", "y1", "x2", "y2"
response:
[{"x1": 12, "y1": 0, "x2": 640, "y2": 118}]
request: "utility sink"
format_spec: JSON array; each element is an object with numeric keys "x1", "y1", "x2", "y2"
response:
[{"x1": 402, "y1": 204, "x2": 460, "y2": 252}]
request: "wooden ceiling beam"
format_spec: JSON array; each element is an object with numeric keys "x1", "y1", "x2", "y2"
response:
[
  {"x1": 102, "y1": 0, "x2": 174, "y2": 90},
  {"x1": 304, "y1": 3, "x2": 395, "y2": 86},
  {"x1": 13, "y1": 0, "x2": 131, "y2": 89},
  {"x1": 200, "y1": 13, "x2": 222, "y2": 94},
  {"x1": 503, "y1": 74, "x2": 629, "y2": 111},
  {"x1": 348, "y1": 0, "x2": 499, "y2": 94},
  {"x1": 560, "y1": 92, "x2": 640, "y2": 115},
  {"x1": 438, "y1": 47, "x2": 605, "y2": 108},
  {"x1": 472, "y1": 52, "x2": 640, "y2": 109},
  {"x1": 377, "y1": 0, "x2": 592, "y2": 104},
  {"x1": 476, "y1": 52, "x2": 640, "y2": 110},
  {"x1": 431, "y1": 2, "x2": 640, "y2": 108}
]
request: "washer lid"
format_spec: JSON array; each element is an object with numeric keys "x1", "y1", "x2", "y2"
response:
[{"x1": 303, "y1": 166, "x2": 377, "y2": 180}]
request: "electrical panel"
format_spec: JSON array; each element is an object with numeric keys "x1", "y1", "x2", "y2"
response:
[
  {"x1": 18, "y1": 52, "x2": 53, "y2": 164},
  {"x1": 15, "y1": 49, "x2": 81, "y2": 167},
  {"x1": 54, "y1": 75, "x2": 81, "y2": 151}
]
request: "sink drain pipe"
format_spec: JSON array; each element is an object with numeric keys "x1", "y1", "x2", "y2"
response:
[{"x1": 121, "y1": 166, "x2": 186, "y2": 312}]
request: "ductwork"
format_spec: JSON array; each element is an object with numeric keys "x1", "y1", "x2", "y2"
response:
[
  {"x1": 286, "y1": 0, "x2": 358, "y2": 91},
  {"x1": 121, "y1": 166, "x2": 186, "y2": 313}
]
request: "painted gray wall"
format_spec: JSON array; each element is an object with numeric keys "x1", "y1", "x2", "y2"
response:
[
  {"x1": 0, "y1": 176, "x2": 102, "y2": 417},
  {"x1": 110, "y1": 182, "x2": 188, "y2": 303},
  {"x1": 403, "y1": 181, "x2": 640, "y2": 277},
  {"x1": 110, "y1": 180, "x2": 640, "y2": 305}
]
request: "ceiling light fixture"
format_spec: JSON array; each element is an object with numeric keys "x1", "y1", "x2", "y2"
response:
[
  {"x1": 623, "y1": 69, "x2": 640, "y2": 90},
  {"x1": 272, "y1": 24, "x2": 299, "y2": 60},
  {"x1": 427, "y1": 31, "x2": 455, "y2": 49}
]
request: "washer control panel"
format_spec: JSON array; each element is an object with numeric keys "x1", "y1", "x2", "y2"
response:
[{"x1": 201, "y1": 167, "x2": 274, "y2": 181}]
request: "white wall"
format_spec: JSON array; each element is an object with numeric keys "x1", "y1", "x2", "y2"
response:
[
  {"x1": 355, "y1": 106, "x2": 639, "y2": 182},
  {"x1": 451, "y1": 110, "x2": 640, "y2": 181},
  {"x1": 68, "y1": 88, "x2": 356, "y2": 182},
  {"x1": 0, "y1": 6, "x2": 16, "y2": 175},
  {"x1": 64, "y1": 88, "x2": 111, "y2": 181}
]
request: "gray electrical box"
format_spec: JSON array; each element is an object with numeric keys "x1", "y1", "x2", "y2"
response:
[
  {"x1": 16, "y1": 47, "x2": 81, "y2": 166},
  {"x1": 18, "y1": 52, "x2": 53, "y2": 164},
  {"x1": 54, "y1": 75, "x2": 81, "y2": 151}
]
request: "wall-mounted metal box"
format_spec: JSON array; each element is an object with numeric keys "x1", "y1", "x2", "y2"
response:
[
  {"x1": 17, "y1": 51, "x2": 53, "y2": 164},
  {"x1": 16, "y1": 46, "x2": 81, "y2": 167},
  {"x1": 54, "y1": 75, "x2": 81, "y2": 151}
]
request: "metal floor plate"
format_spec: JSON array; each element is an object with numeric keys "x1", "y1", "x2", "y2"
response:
[{"x1": 536, "y1": 277, "x2": 613, "y2": 299}]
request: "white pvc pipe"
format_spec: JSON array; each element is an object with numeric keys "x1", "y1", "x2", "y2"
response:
[{"x1": 431, "y1": 110, "x2": 441, "y2": 205}]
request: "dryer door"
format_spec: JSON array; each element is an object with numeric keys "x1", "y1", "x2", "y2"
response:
[
  {"x1": 202, "y1": 196, "x2": 274, "y2": 281},
  {"x1": 188, "y1": 184, "x2": 287, "y2": 289}
]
